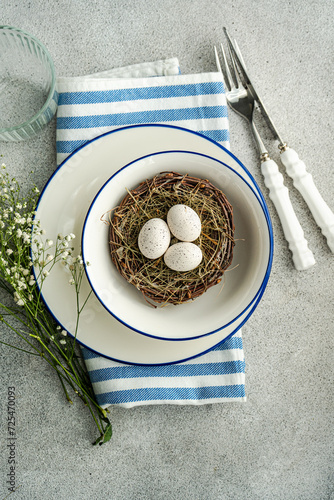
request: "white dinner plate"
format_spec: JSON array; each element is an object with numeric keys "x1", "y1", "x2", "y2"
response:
[{"x1": 34, "y1": 124, "x2": 272, "y2": 365}]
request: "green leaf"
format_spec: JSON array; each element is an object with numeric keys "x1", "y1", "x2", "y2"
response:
[
  {"x1": 101, "y1": 421, "x2": 113, "y2": 444},
  {"x1": 93, "y1": 418, "x2": 112, "y2": 446}
]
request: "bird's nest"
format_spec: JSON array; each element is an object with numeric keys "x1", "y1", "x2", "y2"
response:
[{"x1": 108, "y1": 172, "x2": 235, "y2": 306}]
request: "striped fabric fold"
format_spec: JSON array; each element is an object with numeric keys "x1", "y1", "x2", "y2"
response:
[
  {"x1": 82, "y1": 332, "x2": 245, "y2": 408},
  {"x1": 56, "y1": 60, "x2": 229, "y2": 165},
  {"x1": 56, "y1": 58, "x2": 246, "y2": 407}
]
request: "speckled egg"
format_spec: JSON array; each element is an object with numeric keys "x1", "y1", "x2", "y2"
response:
[
  {"x1": 164, "y1": 242, "x2": 203, "y2": 272},
  {"x1": 138, "y1": 218, "x2": 171, "y2": 259},
  {"x1": 167, "y1": 204, "x2": 201, "y2": 242}
]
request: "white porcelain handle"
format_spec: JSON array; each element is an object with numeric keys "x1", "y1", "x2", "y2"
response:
[
  {"x1": 261, "y1": 158, "x2": 316, "y2": 270},
  {"x1": 280, "y1": 147, "x2": 334, "y2": 252}
]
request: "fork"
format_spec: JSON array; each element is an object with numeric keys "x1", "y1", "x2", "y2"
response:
[
  {"x1": 214, "y1": 43, "x2": 315, "y2": 271},
  {"x1": 225, "y1": 30, "x2": 334, "y2": 255}
]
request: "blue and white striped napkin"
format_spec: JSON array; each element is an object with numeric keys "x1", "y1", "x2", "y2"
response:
[
  {"x1": 56, "y1": 59, "x2": 246, "y2": 408},
  {"x1": 56, "y1": 58, "x2": 230, "y2": 165}
]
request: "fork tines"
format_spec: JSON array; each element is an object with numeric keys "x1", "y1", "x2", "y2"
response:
[{"x1": 215, "y1": 44, "x2": 242, "y2": 93}]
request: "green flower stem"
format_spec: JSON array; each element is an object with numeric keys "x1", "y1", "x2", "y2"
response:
[
  {"x1": 0, "y1": 310, "x2": 43, "y2": 354},
  {"x1": 39, "y1": 344, "x2": 109, "y2": 437},
  {"x1": 29, "y1": 334, "x2": 106, "y2": 416},
  {"x1": 3, "y1": 314, "x2": 106, "y2": 427},
  {"x1": 81, "y1": 392, "x2": 104, "y2": 435},
  {"x1": 0, "y1": 339, "x2": 40, "y2": 356},
  {"x1": 69, "y1": 290, "x2": 92, "y2": 362},
  {"x1": 2, "y1": 281, "x2": 110, "y2": 440},
  {"x1": 68, "y1": 350, "x2": 90, "y2": 381},
  {"x1": 56, "y1": 370, "x2": 74, "y2": 404}
]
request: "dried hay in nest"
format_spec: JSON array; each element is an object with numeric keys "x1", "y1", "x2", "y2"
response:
[{"x1": 108, "y1": 172, "x2": 235, "y2": 306}]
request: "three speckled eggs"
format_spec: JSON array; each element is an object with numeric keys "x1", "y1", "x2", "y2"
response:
[{"x1": 137, "y1": 204, "x2": 203, "y2": 272}]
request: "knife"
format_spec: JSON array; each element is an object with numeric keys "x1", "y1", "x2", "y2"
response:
[{"x1": 224, "y1": 27, "x2": 334, "y2": 253}]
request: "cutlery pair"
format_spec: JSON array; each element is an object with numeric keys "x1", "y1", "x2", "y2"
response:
[{"x1": 215, "y1": 28, "x2": 334, "y2": 270}]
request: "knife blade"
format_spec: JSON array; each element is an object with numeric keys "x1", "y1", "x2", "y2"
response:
[{"x1": 223, "y1": 27, "x2": 286, "y2": 147}]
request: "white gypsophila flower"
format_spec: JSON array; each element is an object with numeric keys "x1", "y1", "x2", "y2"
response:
[
  {"x1": 42, "y1": 270, "x2": 49, "y2": 277},
  {"x1": 13, "y1": 292, "x2": 24, "y2": 306},
  {"x1": 64, "y1": 256, "x2": 74, "y2": 268},
  {"x1": 46, "y1": 254, "x2": 54, "y2": 263},
  {"x1": 16, "y1": 229, "x2": 22, "y2": 238},
  {"x1": 61, "y1": 330, "x2": 67, "y2": 336},
  {"x1": 46, "y1": 239, "x2": 53, "y2": 247},
  {"x1": 17, "y1": 280, "x2": 27, "y2": 290},
  {"x1": 23, "y1": 233, "x2": 30, "y2": 244},
  {"x1": 69, "y1": 278, "x2": 75, "y2": 285},
  {"x1": 6, "y1": 249, "x2": 13, "y2": 255},
  {"x1": 59, "y1": 339, "x2": 66, "y2": 345}
]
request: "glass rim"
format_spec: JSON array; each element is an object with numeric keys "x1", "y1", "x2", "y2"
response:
[{"x1": 0, "y1": 25, "x2": 57, "y2": 134}]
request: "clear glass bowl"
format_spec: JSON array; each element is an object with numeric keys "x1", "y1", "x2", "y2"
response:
[{"x1": 0, "y1": 26, "x2": 58, "y2": 141}]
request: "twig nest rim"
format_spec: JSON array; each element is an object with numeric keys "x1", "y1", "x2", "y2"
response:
[{"x1": 108, "y1": 172, "x2": 235, "y2": 306}]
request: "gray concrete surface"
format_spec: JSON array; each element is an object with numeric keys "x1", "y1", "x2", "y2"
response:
[{"x1": 1, "y1": 1, "x2": 333, "y2": 499}]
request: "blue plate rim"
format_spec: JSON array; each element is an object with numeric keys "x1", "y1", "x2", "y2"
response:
[{"x1": 33, "y1": 123, "x2": 274, "y2": 364}]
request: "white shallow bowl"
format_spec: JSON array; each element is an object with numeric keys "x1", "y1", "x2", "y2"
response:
[{"x1": 82, "y1": 150, "x2": 273, "y2": 341}]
